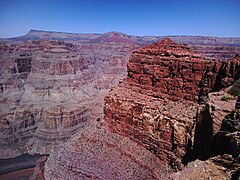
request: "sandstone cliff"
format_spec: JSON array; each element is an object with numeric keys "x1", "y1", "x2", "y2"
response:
[
  {"x1": 1, "y1": 32, "x2": 240, "y2": 178},
  {"x1": 104, "y1": 38, "x2": 240, "y2": 168},
  {"x1": 44, "y1": 38, "x2": 240, "y2": 179}
]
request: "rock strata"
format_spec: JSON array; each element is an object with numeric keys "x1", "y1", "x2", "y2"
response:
[
  {"x1": 44, "y1": 121, "x2": 170, "y2": 180},
  {"x1": 127, "y1": 38, "x2": 240, "y2": 102},
  {"x1": 104, "y1": 38, "x2": 240, "y2": 168},
  {"x1": 0, "y1": 39, "x2": 140, "y2": 158},
  {"x1": 1, "y1": 32, "x2": 240, "y2": 178}
]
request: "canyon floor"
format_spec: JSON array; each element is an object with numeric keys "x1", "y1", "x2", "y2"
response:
[{"x1": 0, "y1": 30, "x2": 240, "y2": 179}]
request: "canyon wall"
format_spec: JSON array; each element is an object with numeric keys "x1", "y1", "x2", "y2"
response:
[
  {"x1": 5, "y1": 30, "x2": 240, "y2": 60},
  {"x1": 0, "y1": 39, "x2": 139, "y2": 158},
  {"x1": 103, "y1": 38, "x2": 240, "y2": 168},
  {"x1": 1, "y1": 31, "x2": 240, "y2": 178},
  {"x1": 44, "y1": 37, "x2": 240, "y2": 179}
]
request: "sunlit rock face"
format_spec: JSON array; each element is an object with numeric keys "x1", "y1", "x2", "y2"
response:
[
  {"x1": 126, "y1": 38, "x2": 240, "y2": 101},
  {"x1": 36, "y1": 34, "x2": 239, "y2": 179},
  {"x1": 0, "y1": 39, "x2": 140, "y2": 158},
  {"x1": 44, "y1": 121, "x2": 169, "y2": 180},
  {"x1": 1, "y1": 30, "x2": 240, "y2": 169},
  {"x1": 103, "y1": 38, "x2": 240, "y2": 168}
]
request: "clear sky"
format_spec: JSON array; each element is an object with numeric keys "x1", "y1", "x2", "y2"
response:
[{"x1": 0, "y1": 0, "x2": 239, "y2": 38}]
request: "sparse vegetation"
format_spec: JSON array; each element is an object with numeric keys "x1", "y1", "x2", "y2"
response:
[
  {"x1": 228, "y1": 80, "x2": 240, "y2": 96},
  {"x1": 199, "y1": 106, "x2": 206, "y2": 114},
  {"x1": 220, "y1": 93, "x2": 232, "y2": 101}
]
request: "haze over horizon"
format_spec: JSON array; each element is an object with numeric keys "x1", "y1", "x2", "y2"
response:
[{"x1": 0, "y1": 0, "x2": 240, "y2": 38}]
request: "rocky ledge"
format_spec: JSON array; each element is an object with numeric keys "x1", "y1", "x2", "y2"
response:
[
  {"x1": 171, "y1": 154, "x2": 240, "y2": 180},
  {"x1": 44, "y1": 121, "x2": 171, "y2": 180}
]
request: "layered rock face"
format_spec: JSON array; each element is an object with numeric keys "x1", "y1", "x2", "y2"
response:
[
  {"x1": 6, "y1": 30, "x2": 240, "y2": 60},
  {"x1": 1, "y1": 31, "x2": 240, "y2": 178},
  {"x1": 190, "y1": 45, "x2": 240, "y2": 61},
  {"x1": 44, "y1": 37, "x2": 240, "y2": 179},
  {"x1": 104, "y1": 38, "x2": 240, "y2": 168},
  {"x1": 44, "y1": 121, "x2": 170, "y2": 179},
  {"x1": 127, "y1": 38, "x2": 240, "y2": 101},
  {"x1": 0, "y1": 40, "x2": 139, "y2": 158}
]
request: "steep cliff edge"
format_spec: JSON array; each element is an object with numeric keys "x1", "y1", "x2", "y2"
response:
[
  {"x1": 190, "y1": 91, "x2": 239, "y2": 161},
  {"x1": 104, "y1": 38, "x2": 240, "y2": 168}
]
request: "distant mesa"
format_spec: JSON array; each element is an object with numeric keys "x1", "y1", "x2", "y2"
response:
[
  {"x1": 89, "y1": 31, "x2": 133, "y2": 43},
  {"x1": 2, "y1": 29, "x2": 240, "y2": 60}
]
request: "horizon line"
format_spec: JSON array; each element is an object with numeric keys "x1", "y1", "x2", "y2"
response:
[{"x1": 1, "y1": 29, "x2": 240, "y2": 39}]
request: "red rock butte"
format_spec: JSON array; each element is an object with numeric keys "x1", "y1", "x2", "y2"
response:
[
  {"x1": 43, "y1": 38, "x2": 240, "y2": 179},
  {"x1": 127, "y1": 38, "x2": 240, "y2": 101},
  {"x1": 104, "y1": 38, "x2": 240, "y2": 167}
]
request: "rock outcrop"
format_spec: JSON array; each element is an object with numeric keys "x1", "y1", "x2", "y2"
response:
[
  {"x1": 171, "y1": 155, "x2": 240, "y2": 180},
  {"x1": 43, "y1": 38, "x2": 240, "y2": 179},
  {"x1": 104, "y1": 38, "x2": 240, "y2": 168},
  {"x1": 190, "y1": 91, "x2": 237, "y2": 160},
  {"x1": 44, "y1": 121, "x2": 170, "y2": 180},
  {"x1": 191, "y1": 91, "x2": 239, "y2": 161},
  {"x1": 127, "y1": 38, "x2": 240, "y2": 102}
]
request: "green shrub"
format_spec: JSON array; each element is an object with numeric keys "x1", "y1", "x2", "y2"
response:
[{"x1": 220, "y1": 93, "x2": 232, "y2": 101}]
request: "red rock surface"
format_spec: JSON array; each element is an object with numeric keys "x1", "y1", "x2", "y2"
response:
[
  {"x1": 44, "y1": 121, "x2": 171, "y2": 179},
  {"x1": 127, "y1": 38, "x2": 240, "y2": 101},
  {"x1": 170, "y1": 155, "x2": 240, "y2": 180},
  {"x1": 1, "y1": 31, "x2": 240, "y2": 178},
  {"x1": 104, "y1": 38, "x2": 240, "y2": 168}
]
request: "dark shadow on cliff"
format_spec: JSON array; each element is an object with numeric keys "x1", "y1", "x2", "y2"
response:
[
  {"x1": 182, "y1": 104, "x2": 214, "y2": 165},
  {"x1": 213, "y1": 112, "x2": 240, "y2": 180},
  {"x1": 183, "y1": 97, "x2": 240, "y2": 167},
  {"x1": 212, "y1": 63, "x2": 227, "y2": 92},
  {"x1": 213, "y1": 110, "x2": 240, "y2": 159},
  {"x1": 212, "y1": 61, "x2": 240, "y2": 93}
]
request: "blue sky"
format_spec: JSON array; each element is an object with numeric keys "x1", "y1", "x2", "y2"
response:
[{"x1": 0, "y1": 0, "x2": 239, "y2": 38}]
